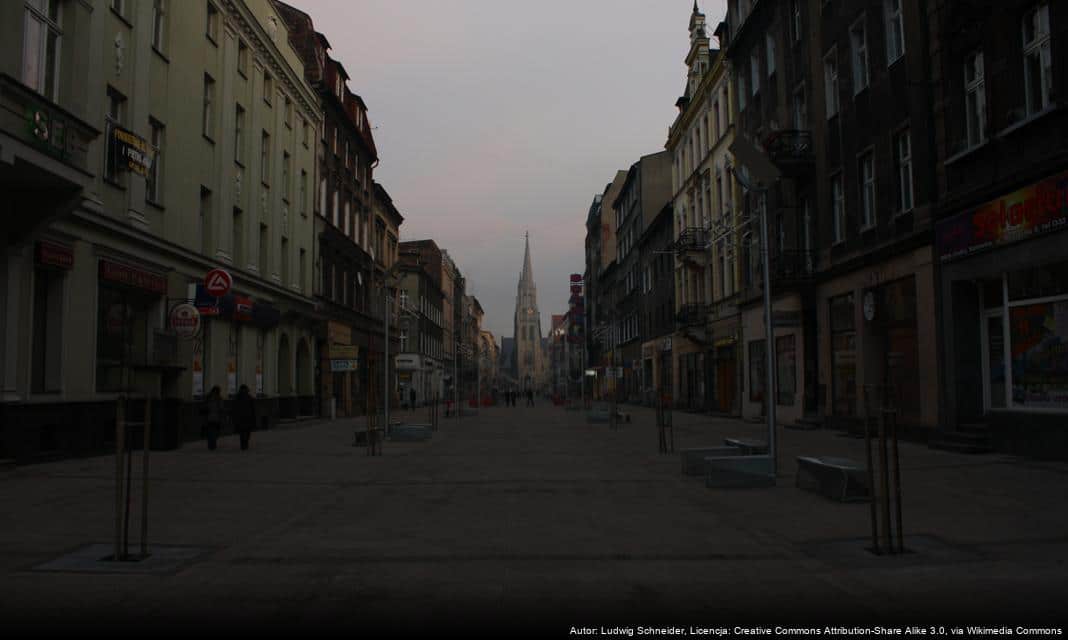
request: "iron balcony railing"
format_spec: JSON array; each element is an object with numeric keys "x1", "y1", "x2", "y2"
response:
[
  {"x1": 763, "y1": 130, "x2": 814, "y2": 164},
  {"x1": 674, "y1": 228, "x2": 709, "y2": 259},
  {"x1": 676, "y1": 303, "x2": 710, "y2": 328}
]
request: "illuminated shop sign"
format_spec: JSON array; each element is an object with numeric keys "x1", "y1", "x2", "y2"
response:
[{"x1": 936, "y1": 170, "x2": 1068, "y2": 262}]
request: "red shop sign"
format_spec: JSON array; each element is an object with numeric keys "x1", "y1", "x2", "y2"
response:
[
  {"x1": 36, "y1": 241, "x2": 73, "y2": 270},
  {"x1": 99, "y1": 259, "x2": 167, "y2": 294}
]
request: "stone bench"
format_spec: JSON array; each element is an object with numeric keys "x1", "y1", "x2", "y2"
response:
[
  {"x1": 795, "y1": 456, "x2": 870, "y2": 502},
  {"x1": 704, "y1": 454, "x2": 775, "y2": 488},
  {"x1": 723, "y1": 437, "x2": 769, "y2": 455},
  {"x1": 388, "y1": 424, "x2": 433, "y2": 442},
  {"x1": 679, "y1": 447, "x2": 745, "y2": 475}
]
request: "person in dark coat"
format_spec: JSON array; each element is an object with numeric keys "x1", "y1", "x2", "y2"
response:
[
  {"x1": 203, "y1": 386, "x2": 223, "y2": 450},
  {"x1": 232, "y1": 385, "x2": 256, "y2": 450},
  {"x1": 526, "y1": 388, "x2": 534, "y2": 407},
  {"x1": 410, "y1": 387, "x2": 417, "y2": 409}
]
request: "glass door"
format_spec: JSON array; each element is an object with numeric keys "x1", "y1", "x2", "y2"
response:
[{"x1": 982, "y1": 312, "x2": 1007, "y2": 410}]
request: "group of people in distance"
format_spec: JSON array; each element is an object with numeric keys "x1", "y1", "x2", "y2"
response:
[
  {"x1": 201, "y1": 385, "x2": 258, "y2": 451},
  {"x1": 502, "y1": 388, "x2": 535, "y2": 408}
]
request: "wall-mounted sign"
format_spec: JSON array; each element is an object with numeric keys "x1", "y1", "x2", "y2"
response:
[
  {"x1": 109, "y1": 123, "x2": 152, "y2": 177},
  {"x1": 36, "y1": 241, "x2": 73, "y2": 270},
  {"x1": 936, "y1": 169, "x2": 1068, "y2": 262},
  {"x1": 205, "y1": 268, "x2": 233, "y2": 297},
  {"x1": 168, "y1": 303, "x2": 201, "y2": 339},
  {"x1": 329, "y1": 345, "x2": 359, "y2": 360},
  {"x1": 330, "y1": 359, "x2": 359, "y2": 372},
  {"x1": 99, "y1": 259, "x2": 167, "y2": 294}
]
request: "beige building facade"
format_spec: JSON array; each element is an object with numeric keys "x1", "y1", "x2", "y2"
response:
[{"x1": 1, "y1": 0, "x2": 320, "y2": 459}]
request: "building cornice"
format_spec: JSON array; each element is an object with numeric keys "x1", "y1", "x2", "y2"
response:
[{"x1": 223, "y1": 0, "x2": 321, "y2": 126}]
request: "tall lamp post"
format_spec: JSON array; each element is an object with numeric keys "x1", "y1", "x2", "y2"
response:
[{"x1": 728, "y1": 134, "x2": 782, "y2": 479}]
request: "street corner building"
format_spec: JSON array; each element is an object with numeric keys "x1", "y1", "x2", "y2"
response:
[{"x1": 1, "y1": 0, "x2": 323, "y2": 460}]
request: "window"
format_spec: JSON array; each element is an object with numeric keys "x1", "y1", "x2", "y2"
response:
[
  {"x1": 859, "y1": 151, "x2": 875, "y2": 229},
  {"x1": 792, "y1": 0, "x2": 802, "y2": 42},
  {"x1": 199, "y1": 187, "x2": 212, "y2": 254},
  {"x1": 965, "y1": 52, "x2": 986, "y2": 147},
  {"x1": 850, "y1": 17, "x2": 869, "y2": 93},
  {"x1": 750, "y1": 50, "x2": 760, "y2": 95},
  {"x1": 1022, "y1": 3, "x2": 1052, "y2": 116},
  {"x1": 232, "y1": 208, "x2": 243, "y2": 265},
  {"x1": 151, "y1": 0, "x2": 166, "y2": 53},
  {"x1": 23, "y1": 0, "x2": 62, "y2": 101},
  {"x1": 237, "y1": 40, "x2": 248, "y2": 77},
  {"x1": 206, "y1": 2, "x2": 218, "y2": 43},
  {"x1": 281, "y1": 152, "x2": 290, "y2": 202},
  {"x1": 895, "y1": 130, "x2": 913, "y2": 213},
  {"x1": 284, "y1": 96, "x2": 292, "y2": 128},
  {"x1": 202, "y1": 74, "x2": 215, "y2": 138},
  {"x1": 399, "y1": 329, "x2": 408, "y2": 352},
  {"x1": 748, "y1": 340, "x2": 766, "y2": 404},
  {"x1": 332, "y1": 127, "x2": 338, "y2": 157},
  {"x1": 832, "y1": 174, "x2": 845, "y2": 243},
  {"x1": 301, "y1": 118, "x2": 310, "y2": 147},
  {"x1": 824, "y1": 50, "x2": 839, "y2": 118},
  {"x1": 258, "y1": 224, "x2": 268, "y2": 273},
  {"x1": 260, "y1": 131, "x2": 270, "y2": 184},
  {"x1": 830, "y1": 293, "x2": 857, "y2": 417},
  {"x1": 776, "y1": 334, "x2": 797, "y2": 405},
  {"x1": 104, "y1": 86, "x2": 126, "y2": 183},
  {"x1": 234, "y1": 104, "x2": 245, "y2": 164},
  {"x1": 299, "y1": 170, "x2": 307, "y2": 216},
  {"x1": 96, "y1": 285, "x2": 154, "y2": 392},
  {"x1": 299, "y1": 248, "x2": 306, "y2": 293},
  {"x1": 31, "y1": 267, "x2": 63, "y2": 393},
  {"x1": 885, "y1": 0, "x2": 904, "y2": 63},
  {"x1": 146, "y1": 119, "x2": 164, "y2": 204},
  {"x1": 281, "y1": 237, "x2": 289, "y2": 286},
  {"x1": 793, "y1": 84, "x2": 807, "y2": 129},
  {"x1": 766, "y1": 34, "x2": 776, "y2": 77},
  {"x1": 263, "y1": 72, "x2": 273, "y2": 106}
]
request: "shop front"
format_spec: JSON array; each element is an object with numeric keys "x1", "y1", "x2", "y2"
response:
[
  {"x1": 937, "y1": 169, "x2": 1068, "y2": 457},
  {"x1": 740, "y1": 293, "x2": 807, "y2": 427}
]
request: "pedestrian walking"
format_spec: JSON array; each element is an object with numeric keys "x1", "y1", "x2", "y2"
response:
[
  {"x1": 410, "y1": 387, "x2": 417, "y2": 410},
  {"x1": 203, "y1": 386, "x2": 224, "y2": 450},
  {"x1": 526, "y1": 388, "x2": 534, "y2": 407},
  {"x1": 232, "y1": 384, "x2": 256, "y2": 451}
]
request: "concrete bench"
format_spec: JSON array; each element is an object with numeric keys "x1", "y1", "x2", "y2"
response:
[
  {"x1": 704, "y1": 454, "x2": 775, "y2": 488},
  {"x1": 795, "y1": 456, "x2": 870, "y2": 502},
  {"x1": 679, "y1": 447, "x2": 744, "y2": 475},
  {"x1": 724, "y1": 438, "x2": 769, "y2": 455},
  {"x1": 388, "y1": 424, "x2": 433, "y2": 442}
]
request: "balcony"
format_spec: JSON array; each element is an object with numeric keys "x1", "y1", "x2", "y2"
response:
[
  {"x1": 763, "y1": 130, "x2": 814, "y2": 173},
  {"x1": 676, "y1": 303, "x2": 710, "y2": 328},
  {"x1": 674, "y1": 227, "x2": 710, "y2": 266},
  {"x1": 741, "y1": 250, "x2": 815, "y2": 301}
]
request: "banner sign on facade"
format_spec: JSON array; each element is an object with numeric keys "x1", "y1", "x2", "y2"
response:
[
  {"x1": 936, "y1": 169, "x2": 1068, "y2": 262},
  {"x1": 329, "y1": 345, "x2": 359, "y2": 359},
  {"x1": 110, "y1": 124, "x2": 152, "y2": 177},
  {"x1": 168, "y1": 303, "x2": 201, "y2": 339}
]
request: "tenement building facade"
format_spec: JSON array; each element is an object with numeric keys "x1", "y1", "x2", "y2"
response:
[
  {"x1": 930, "y1": 0, "x2": 1068, "y2": 455},
  {"x1": 276, "y1": 1, "x2": 383, "y2": 418},
  {"x1": 1, "y1": 0, "x2": 320, "y2": 460}
]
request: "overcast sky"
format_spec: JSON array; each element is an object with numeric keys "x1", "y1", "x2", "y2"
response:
[{"x1": 289, "y1": 0, "x2": 727, "y2": 340}]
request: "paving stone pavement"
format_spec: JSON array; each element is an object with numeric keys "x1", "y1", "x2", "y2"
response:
[{"x1": 1, "y1": 403, "x2": 1066, "y2": 635}]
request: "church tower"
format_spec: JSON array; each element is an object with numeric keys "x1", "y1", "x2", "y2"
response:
[{"x1": 513, "y1": 233, "x2": 543, "y2": 391}]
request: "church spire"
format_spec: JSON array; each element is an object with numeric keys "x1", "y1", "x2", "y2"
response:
[{"x1": 521, "y1": 231, "x2": 533, "y2": 286}]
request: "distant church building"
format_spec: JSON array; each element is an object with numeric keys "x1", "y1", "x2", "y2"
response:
[{"x1": 512, "y1": 233, "x2": 545, "y2": 391}]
